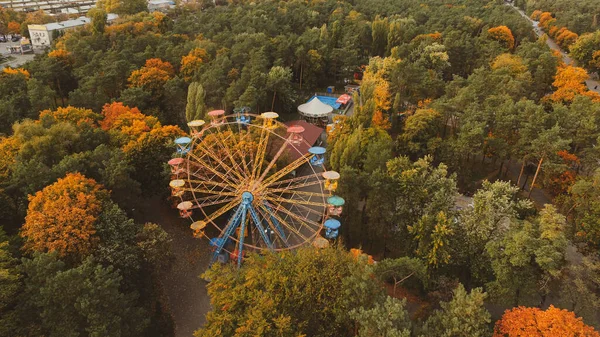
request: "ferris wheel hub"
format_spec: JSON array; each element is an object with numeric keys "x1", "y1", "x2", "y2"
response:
[{"x1": 241, "y1": 191, "x2": 254, "y2": 204}]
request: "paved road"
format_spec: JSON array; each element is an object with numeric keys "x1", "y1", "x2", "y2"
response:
[{"x1": 506, "y1": 2, "x2": 600, "y2": 94}]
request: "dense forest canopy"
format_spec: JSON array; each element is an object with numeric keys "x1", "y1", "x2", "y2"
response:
[{"x1": 1, "y1": 0, "x2": 600, "y2": 336}]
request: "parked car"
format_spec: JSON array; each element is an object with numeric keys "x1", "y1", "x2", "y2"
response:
[
  {"x1": 11, "y1": 36, "x2": 20, "y2": 42},
  {"x1": 0, "y1": 36, "x2": 6, "y2": 43}
]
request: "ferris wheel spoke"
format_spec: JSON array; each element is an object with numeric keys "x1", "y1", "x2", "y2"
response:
[
  {"x1": 280, "y1": 199, "x2": 326, "y2": 218},
  {"x1": 265, "y1": 180, "x2": 327, "y2": 194},
  {"x1": 251, "y1": 127, "x2": 270, "y2": 181},
  {"x1": 212, "y1": 129, "x2": 250, "y2": 181},
  {"x1": 195, "y1": 142, "x2": 244, "y2": 184},
  {"x1": 264, "y1": 201, "x2": 321, "y2": 242},
  {"x1": 186, "y1": 179, "x2": 238, "y2": 192},
  {"x1": 270, "y1": 200, "x2": 323, "y2": 233},
  {"x1": 264, "y1": 194, "x2": 329, "y2": 208},
  {"x1": 265, "y1": 174, "x2": 320, "y2": 187},
  {"x1": 191, "y1": 194, "x2": 237, "y2": 208},
  {"x1": 257, "y1": 202, "x2": 310, "y2": 243},
  {"x1": 223, "y1": 124, "x2": 253, "y2": 179},
  {"x1": 255, "y1": 134, "x2": 293, "y2": 185},
  {"x1": 254, "y1": 204, "x2": 290, "y2": 248},
  {"x1": 202, "y1": 198, "x2": 241, "y2": 224},
  {"x1": 259, "y1": 153, "x2": 312, "y2": 188},
  {"x1": 266, "y1": 189, "x2": 330, "y2": 199},
  {"x1": 188, "y1": 151, "x2": 239, "y2": 186},
  {"x1": 182, "y1": 188, "x2": 237, "y2": 197}
]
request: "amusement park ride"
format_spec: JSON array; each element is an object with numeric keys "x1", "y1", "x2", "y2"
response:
[{"x1": 168, "y1": 109, "x2": 345, "y2": 268}]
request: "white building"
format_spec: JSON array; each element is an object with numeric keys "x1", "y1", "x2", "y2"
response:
[
  {"x1": 148, "y1": 0, "x2": 175, "y2": 12},
  {"x1": 27, "y1": 13, "x2": 118, "y2": 50}
]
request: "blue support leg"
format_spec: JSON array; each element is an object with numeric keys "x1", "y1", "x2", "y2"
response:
[
  {"x1": 236, "y1": 205, "x2": 248, "y2": 268},
  {"x1": 210, "y1": 204, "x2": 244, "y2": 266}
]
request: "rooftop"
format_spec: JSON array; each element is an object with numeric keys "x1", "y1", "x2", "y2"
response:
[
  {"x1": 30, "y1": 13, "x2": 118, "y2": 31},
  {"x1": 283, "y1": 120, "x2": 324, "y2": 162}
]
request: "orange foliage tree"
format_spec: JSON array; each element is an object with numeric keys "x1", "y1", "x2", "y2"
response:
[
  {"x1": 539, "y1": 12, "x2": 555, "y2": 29},
  {"x1": 99, "y1": 102, "x2": 144, "y2": 131},
  {"x1": 371, "y1": 110, "x2": 391, "y2": 130},
  {"x1": 547, "y1": 150, "x2": 579, "y2": 195},
  {"x1": 530, "y1": 10, "x2": 542, "y2": 21},
  {"x1": 549, "y1": 66, "x2": 594, "y2": 102},
  {"x1": 555, "y1": 28, "x2": 578, "y2": 49},
  {"x1": 20, "y1": 173, "x2": 109, "y2": 259},
  {"x1": 99, "y1": 102, "x2": 164, "y2": 146},
  {"x1": 494, "y1": 306, "x2": 600, "y2": 337},
  {"x1": 7, "y1": 21, "x2": 20, "y2": 34},
  {"x1": 180, "y1": 48, "x2": 207, "y2": 81},
  {"x1": 128, "y1": 58, "x2": 175, "y2": 92},
  {"x1": 488, "y1": 26, "x2": 515, "y2": 50}
]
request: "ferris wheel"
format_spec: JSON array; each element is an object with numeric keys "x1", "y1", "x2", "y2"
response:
[{"x1": 168, "y1": 110, "x2": 345, "y2": 267}]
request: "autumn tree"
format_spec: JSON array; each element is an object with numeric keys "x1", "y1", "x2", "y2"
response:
[
  {"x1": 399, "y1": 108, "x2": 443, "y2": 158},
  {"x1": 420, "y1": 284, "x2": 492, "y2": 337},
  {"x1": 100, "y1": 101, "x2": 143, "y2": 131},
  {"x1": 538, "y1": 12, "x2": 555, "y2": 30},
  {"x1": 557, "y1": 256, "x2": 600, "y2": 328},
  {"x1": 486, "y1": 205, "x2": 568, "y2": 306},
  {"x1": 20, "y1": 173, "x2": 109, "y2": 259},
  {"x1": 457, "y1": 181, "x2": 533, "y2": 284},
  {"x1": 196, "y1": 246, "x2": 385, "y2": 337},
  {"x1": 128, "y1": 58, "x2": 175, "y2": 93},
  {"x1": 549, "y1": 66, "x2": 591, "y2": 102},
  {"x1": 123, "y1": 124, "x2": 184, "y2": 193},
  {"x1": 350, "y1": 296, "x2": 412, "y2": 337},
  {"x1": 366, "y1": 156, "x2": 457, "y2": 259},
  {"x1": 488, "y1": 26, "x2": 515, "y2": 50},
  {"x1": 371, "y1": 16, "x2": 389, "y2": 57},
  {"x1": 570, "y1": 31, "x2": 600, "y2": 73},
  {"x1": 7, "y1": 21, "x2": 19, "y2": 34},
  {"x1": 180, "y1": 48, "x2": 207, "y2": 82},
  {"x1": 87, "y1": 8, "x2": 107, "y2": 35},
  {"x1": 493, "y1": 306, "x2": 600, "y2": 337}
]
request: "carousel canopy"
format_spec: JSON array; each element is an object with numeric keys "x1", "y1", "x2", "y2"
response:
[{"x1": 298, "y1": 97, "x2": 333, "y2": 117}]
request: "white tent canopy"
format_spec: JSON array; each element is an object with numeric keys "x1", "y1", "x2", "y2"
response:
[{"x1": 298, "y1": 97, "x2": 333, "y2": 118}]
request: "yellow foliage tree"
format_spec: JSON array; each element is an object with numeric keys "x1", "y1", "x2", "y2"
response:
[
  {"x1": 550, "y1": 66, "x2": 591, "y2": 102},
  {"x1": 39, "y1": 106, "x2": 100, "y2": 125},
  {"x1": 491, "y1": 54, "x2": 528, "y2": 74},
  {"x1": 21, "y1": 173, "x2": 109, "y2": 259},
  {"x1": 0, "y1": 137, "x2": 19, "y2": 180},
  {"x1": 2, "y1": 67, "x2": 30, "y2": 79}
]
